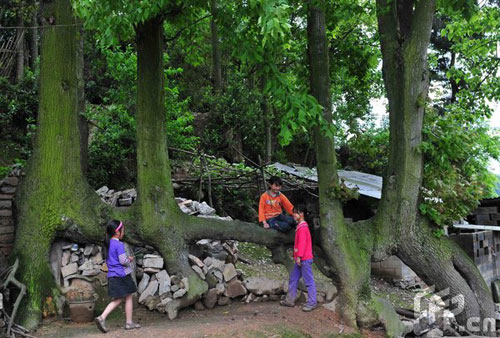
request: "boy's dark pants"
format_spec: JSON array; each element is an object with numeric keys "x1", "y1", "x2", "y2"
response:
[
  {"x1": 286, "y1": 259, "x2": 317, "y2": 307},
  {"x1": 267, "y1": 214, "x2": 295, "y2": 232}
]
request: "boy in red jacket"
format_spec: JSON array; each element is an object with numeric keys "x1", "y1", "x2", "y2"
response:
[
  {"x1": 280, "y1": 204, "x2": 317, "y2": 311},
  {"x1": 258, "y1": 176, "x2": 296, "y2": 232}
]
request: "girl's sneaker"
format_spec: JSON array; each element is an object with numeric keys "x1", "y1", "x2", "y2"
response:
[
  {"x1": 280, "y1": 299, "x2": 295, "y2": 307},
  {"x1": 302, "y1": 304, "x2": 317, "y2": 312}
]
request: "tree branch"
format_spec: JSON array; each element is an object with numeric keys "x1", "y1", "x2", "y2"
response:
[
  {"x1": 408, "y1": 0, "x2": 436, "y2": 53},
  {"x1": 165, "y1": 14, "x2": 212, "y2": 43},
  {"x1": 181, "y1": 214, "x2": 294, "y2": 246}
]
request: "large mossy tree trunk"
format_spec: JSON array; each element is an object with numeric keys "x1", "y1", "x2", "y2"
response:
[
  {"x1": 132, "y1": 18, "x2": 291, "y2": 312},
  {"x1": 374, "y1": 0, "x2": 496, "y2": 334},
  {"x1": 307, "y1": 1, "x2": 373, "y2": 328},
  {"x1": 134, "y1": 17, "x2": 210, "y2": 319},
  {"x1": 12, "y1": 0, "x2": 103, "y2": 328}
]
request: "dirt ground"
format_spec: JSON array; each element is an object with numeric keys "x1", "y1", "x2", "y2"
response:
[
  {"x1": 34, "y1": 242, "x2": 420, "y2": 337},
  {"x1": 35, "y1": 299, "x2": 386, "y2": 338}
]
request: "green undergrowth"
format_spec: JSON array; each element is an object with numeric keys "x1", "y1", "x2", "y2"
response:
[
  {"x1": 238, "y1": 242, "x2": 272, "y2": 261},
  {"x1": 235, "y1": 242, "x2": 331, "y2": 285},
  {"x1": 236, "y1": 242, "x2": 288, "y2": 280},
  {"x1": 371, "y1": 289, "x2": 413, "y2": 310},
  {"x1": 235, "y1": 326, "x2": 363, "y2": 338},
  {"x1": 237, "y1": 326, "x2": 313, "y2": 338},
  {"x1": 0, "y1": 166, "x2": 10, "y2": 179}
]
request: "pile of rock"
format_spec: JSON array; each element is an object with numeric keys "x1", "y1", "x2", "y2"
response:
[
  {"x1": 136, "y1": 240, "x2": 337, "y2": 316},
  {"x1": 132, "y1": 240, "x2": 244, "y2": 317},
  {"x1": 174, "y1": 198, "x2": 234, "y2": 220},
  {"x1": 135, "y1": 247, "x2": 287, "y2": 317},
  {"x1": 96, "y1": 186, "x2": 137, "y2": 207},
  {"x1": 59, "y1": 243, "x2": 106, "y2": 287},
  {"x1": 195, "y1": 239, "x2": 239, "y2": 264},
  {"x1": 135, "y1": 252, "x2": 190, "y2": 315},
  {"x1": 95, "y1": 187, "x2": 232, "y2": 221},
  {"x1": 190, "y1": 254, "x2": 248, "y2": 309}
]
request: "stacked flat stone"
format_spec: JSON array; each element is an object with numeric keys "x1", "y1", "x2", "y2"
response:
[
  {"x1": 0, "y1": 167, "x2": 22, "y2": 259},
  {"x1": 133, "y1": 249, "x2": 191, "y2": 317},
  {"x1": 96, "y1": 186, "x2": 137, "y2": 207},
  {"x1": 60, "y1": 243, "x2": 105, "y2": 287}
]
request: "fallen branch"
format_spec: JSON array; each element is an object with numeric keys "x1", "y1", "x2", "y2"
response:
[
  {"x1": 395, "y1": 307, "x2": 418, "y2": 319},
  {"x1": 1, "y1": 259, "x2": 27, "y2": 337}
]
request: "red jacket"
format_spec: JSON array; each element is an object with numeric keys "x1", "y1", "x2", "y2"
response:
[
  {"x1": 294, "y1": 221, "x2": 313, "y2": 261},
  {"x1": 258, "y1": 191, "x2": 294, "y2": 222}
]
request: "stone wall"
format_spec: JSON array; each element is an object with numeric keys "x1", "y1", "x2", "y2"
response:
[{"x1": 0, "y1": 167, "x2": 21, "y2": 260}]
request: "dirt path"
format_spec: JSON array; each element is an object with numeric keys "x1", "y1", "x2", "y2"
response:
[{"x1": 36, "y1": 300, "x2": 385, "y2": 338}]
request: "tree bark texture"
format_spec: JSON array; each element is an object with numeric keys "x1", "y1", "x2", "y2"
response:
[
  {"x1": 135, "y1": 18, "x2": 210, "y2": 316},
  {"x1": 12, "y1": 0, "x2": 103, "y2": 328},
  {"x1": 16, "y1": 16, "x2": 25, "y2": 82},
  {"x1": 307, "y1": 1, "x2": 373, "y2": 328},
  {"x1": 29, "y1": 13, "x2": 39, "y2": 70},
  {"x1": 375, "y1": 0, "x2": 495, "y2": 334}
]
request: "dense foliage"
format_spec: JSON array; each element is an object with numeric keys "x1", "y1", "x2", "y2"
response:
[
  {"x1": 0, "y1": 69, "x2": 37, "y2": 165},
  {"x1": 0, "y1": 0, "x2": 498, "y2": 227},
  {"x1": 84, "y1": 43, "x2": 197, "y2": 188},
  {"x1": 419, "y1": 3, "x2": 500, "y2": 230}
]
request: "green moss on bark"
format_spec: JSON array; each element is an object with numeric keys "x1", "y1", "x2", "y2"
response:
[{"x1": 11, "y1": 0, "x2": 93, "y2": 327}]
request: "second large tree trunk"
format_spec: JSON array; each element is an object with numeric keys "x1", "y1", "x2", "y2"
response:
[
  {"x1": 375, "y1": 0, "x2": 496, "y2": 334},
  {"x1": 307, "y1": 1, "x2": 373, "y2": 328}
]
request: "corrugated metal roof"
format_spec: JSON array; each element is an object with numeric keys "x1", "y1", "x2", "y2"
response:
[
  {"x1": 272, "y1": 163, "x2": 382, "y2": 199},
  {"x1": 453, "y1": 223, "x2": 500, "y2": 232}
]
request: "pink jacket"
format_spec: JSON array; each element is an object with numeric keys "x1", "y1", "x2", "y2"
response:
[{"x1": 293, "y1": 221, "x2": 313, "y2": 261}]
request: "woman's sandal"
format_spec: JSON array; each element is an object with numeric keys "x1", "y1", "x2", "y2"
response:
[
  {"x1": 125, "y1": 322, "x2": 141, "y2": 330},
  {"x1": 95, "y1": 316, "x2": 108, "y2": 333}
]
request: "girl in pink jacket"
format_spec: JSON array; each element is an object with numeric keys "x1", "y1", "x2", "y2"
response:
[{"x1": 280, "y1": 204, "x2": 317, "y2": 311}]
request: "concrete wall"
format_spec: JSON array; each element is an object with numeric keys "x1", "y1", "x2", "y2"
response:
[{"x1": 371, "y1": 255, "x2": 419, "y2": 284}]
